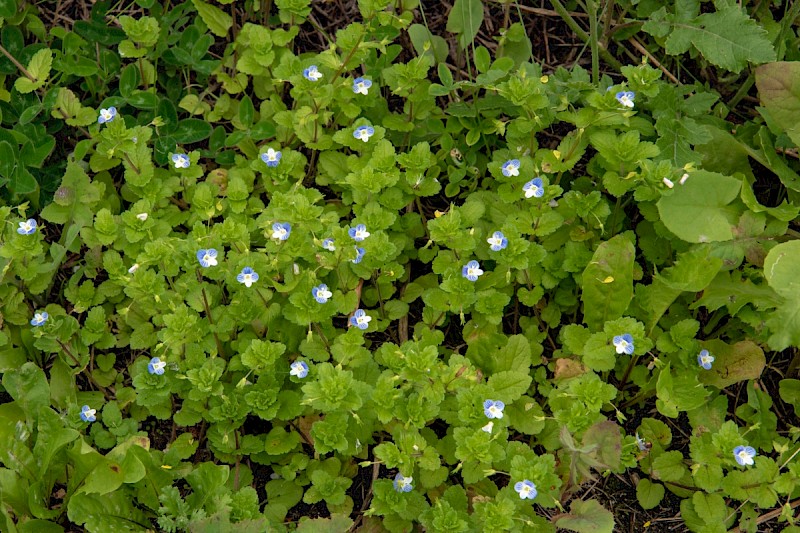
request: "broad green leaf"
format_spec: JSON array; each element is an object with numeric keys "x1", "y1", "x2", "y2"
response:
[
  {"x1": 644, "y1": 5, "x2": 775, "y2": 73},
  {"x1": 756, "y1": 62, "x2": 800, "y2": 147},
  {"x1": 656, "y1": 170, "x2": 742, "y2": 243},
  {"x1": 67, "y1": 491, "x2": 151, "y2": 532},
  {"x1": 173, "y1": 118, "x2": 213, "y2": 143},
  {"x1": 192, "y1": 0, "x2": 232, "y2": 37},
  {"x1": 487, "y1": 370, "x2": 532, "y2": 404},
  {"x1": 779, "y1": 379, "x2": 800, "y2": 410},
  {"x1": 636, "y1": 479, "x2": 664, "y2": 510},
  {"x1": 295, "y1": 514, "x2": 354, "y2": 533},
  {"x1": 553, "y1": 498, "x2": 614, "y2": 533},
  {"x1": 407, "y1": 24, "x2": 448, "y2": 63},
  {"x1": 2, "y1": 362, "x2": 49, "y2": 421},
  {"x1": 764, "y1": 240, "x2": 800, "y2": 297},
  {"x1": 13, "y1": 48, "x2": 52, "y2": 94},
  {"x1": 581, "y1": 235, "x2": 634, "y2": 331},
  {"x1": 0, "y1": 0, "x2": 17, "y2": 18},
  {"x1": 698, "y1": 339, "x2": 765, "y2": 388},
  {"x1": 446, "y1": 0, "x2": 483, "y2": 50}
]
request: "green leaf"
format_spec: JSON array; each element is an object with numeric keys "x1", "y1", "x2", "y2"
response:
[
  {"x1": 581, "y1": 235, "x2": 634, "y2": 331},
  {"x1": 643, "y1": 5, "x2": 775, "y2": 73},
  {"x1": 487, "y1": 370, "x2": 532, "y2": 404},
  {"x1": 173, "y1": 118, "x2": 213, "y2": 143},
  {"x1": 764, "y1": 241, "x2": 800, "y2": 349},
  {"x1": 656, "y1": 170, "x2": 742, "y2": 243},
  {"x1": 0, "y1": 0, "x2": 17, "y2": 19},
  {"x1": 635, "y1": 479, "x2": 664, "y2": 510},
  {"x1": 446, "y1": 0, "x2": 483, "y2": 50},
  {"x1": 407, "y1": 24, "x2": 448, "y2": 63},
  {"x1": 14, "y1": 48, "x2": 52, "y2": 93},
  {"x1": 192, "y1": 0, "x2": 232, "y2": 37},
  {"x1": 295, "y1": 514, "x2": 354, "y2": 533},
  {"x1": 698, "y1": 340, "x2": 766, "y2": 388},
  {"x1": 553, "y1": 498, "x2": 614, "y2": 533},
  {"x1": 2, "y1": 362, "x2": 49, "y2": 421},
  {"x1": 756, "y1": 62, "x2": 800, "y2": 147},
  {"x1": 68, "y1": 491, "x2": 151, "y2": 532},
  {"x1": 779, "y1": 379, "x2": 800, "y2": 410}
]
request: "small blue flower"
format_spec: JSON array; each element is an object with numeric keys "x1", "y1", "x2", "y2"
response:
[
  {"x1": 352, "y1": 246, "x2": 365, "y2": 264},
  {"x1": 348, "y1": 224, "x2": 370, "y2": 242},
  {"x1": 290, "y1": 361, "x2": 309, "y2": 378},
  {"x1": 147, "y1": 357, "x2": 167, "y2": 375},
  {"x1": 303, "y1": 65, "x2": 322, "y2": 81},
  {"x1": 322, "y1": 238, "x2": 336, "y2": 251},
  {"x1": 353, "y1": 125, "x2": 375, "y2": 142},
  {"x1": 312, "y1": 284, "x2": 333, "y2": 303},
  {"x1": 197, "y1": 248, "x2": 218, "y2": 268},
  {"x1": 352, "y1": 77, "x2": 373, "y2": 95},
  {"x1": 272, "y1": 222, "x2": 291, "y2": 241},
  {"x1": 462, "y1": 260, "x2": 483, "y2": 282},
  {"x1": 172, "y1": 154, "x2": 190, "y2": 169},
  {"x1": 612, "y1": 333, "x2": 634, "y2": 355},
  {"x1": 237, "y1": 267, "x2": 259, "y2": 287},
  {"x1": 261, "y1": 148, "x2": 282, "y2": 167},
  {"x1": 487, "y1": 231, "x2": 508, "y2": 251},
  {"x1": 523, "y1": 177, "x2": 544, "y2": 198},
  {"x1": 80, "y1": 405, "x2": 97, "y2": 423},
  {"x1": 393, "y1": 473, "x2": 413, "y2": 493},
  {"x1": 514, "y1": 479, "x2": 537, "y2": 500},
  {"x1": 697, "y1": 349, "x2": 714, "y2": 370},
  {"x1": 616, "y1": 91, "x2": 635, "y2": 108},
  {"x1": 30, "y1": 311, "x2": 48, "y2": 327},
  {"x1": 17, "y1": 218, "x2": 37, "y2": 235},
  {"x1": 733, "y1": 445, "x2": 756, "y2": 466},
  {"x1": 350, "y1": 309, "x2": 372, "y2": 330},
  {"x1": 98, "y1": 106, "x2": 117, "y2": 124},
  {"x1": 501, "y1": 159, "x2": 520, "y2": 177},
  {"x1": 635, "y1": 433, "x2": 648, "y2": 451},
  {"x1": 483, "y1": 399, "x2": 505, "y2": 419}
]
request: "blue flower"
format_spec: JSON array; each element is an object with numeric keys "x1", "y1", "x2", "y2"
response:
[
  {"x1": 147, "y1": 357, "x2": 167, "y2": 375},
  {"x1": 733, "y1": 445, "x2": 756, "y2": 466},
  {"x1": 312, "y1": 284, "x2": 333, "y2": 303},
  {"x1": 197, "y1": 248, "x2": 218, "y2": 268},
  {"x1": 352, "y1": 246, "x2": 365, "y2": 264},
  {"x1": 172, "y1": 154, "x2": 190, "y2": 169},
  {"x1": 322, "y1": 238, "x2": 336, "y2": 251},
  {"x1": 290, "y1": 361, "x2": 309, "y2": 378},
  {"x1": 350, "y1": 309, "x2": 372, "y2": 330},
  {"x1": 393, "y1": 473, "x2": 413, "y2": 493},
  {"x1": 523, "y1": 177, "x2": 544, "y2": 198},
  {"x1": 462, "y1": 260, "x2": 483, "y2": 281},
  {"x1": 237, "y1": 267, "x2": 259, "y2": 287},
  {"x1": 80, "y1": 405, "x2": 97, "y2": 423},
  {"x1": 30, "y1": 311, "x2": 48, "y2": 327},
  {"x1": 261, "y1": 148, "x2": 282, "y2": 167},
  {"x1": 303, "y1": 65, "x2": 322, "y2": 81},
  {"x1": 635, "y1": 433, "x2": 648, "y2": 451},
  {"x1": 483, "y1": 399, "x2": 505, "y2": 419},
  {"x1": 17, "y1": 218, "x2": 37, "y2": 235},
  {"x1": 353, "y1": 125, "x2": 375, "y2": 142},
  {"x1": 514, "y1": 479, "x2": 537, "y2": 500},
  {"x1": 98, "y1": 106, "x2": 117, "y2": 124},
  {"x1": 612, "y1": 333, "x2": 634, "y2": 355},
  {"x1": 487, "y1": 231, "x2": 508, "y2": 251},
  {"x1": 352, "y1": 77, "x2": 373, "y2": 95},
  {"x1": 272, "y1": 222, "x2": 291, "y2": 241},
  {"x1": 616, "y1": 91, "x2": 635, "y2": 108},
  {"x1": 501, "y1": 159, "x2": 520, "y2": 177},
  {"x1": 348, "y1": 224, "x2": 370, "y2": 242},
  {"x1": 697, "y1": 349, "x2": 714, "y2": 370}
]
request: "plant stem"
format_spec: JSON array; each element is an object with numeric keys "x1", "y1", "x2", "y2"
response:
[
  {"x1": 549, "y1": 0, "x2": 623, "y2": 72},
  {"x1": 0, "y1": 44, "x2": 34, "y2": 80}
]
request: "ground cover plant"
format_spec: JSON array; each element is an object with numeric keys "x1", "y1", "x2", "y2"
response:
[{"x1": 1, "y1": 0, "x2": 800, "y2": 531}]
